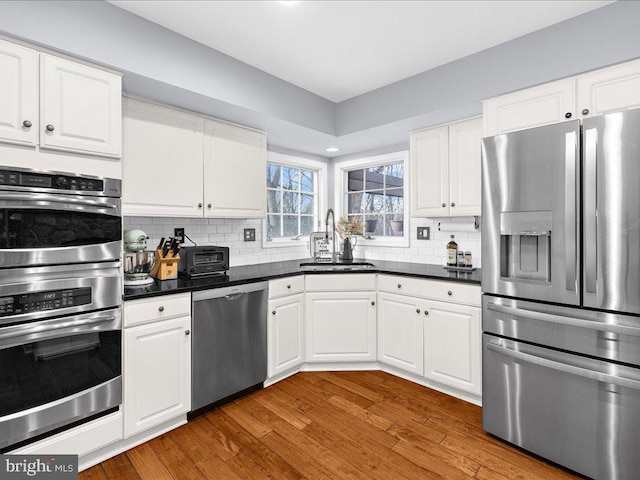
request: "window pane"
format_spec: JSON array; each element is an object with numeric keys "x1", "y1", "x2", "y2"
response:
[
  {"x1": 282, "y1": 192, "x2": 299, "y2": 213},
  {"x1": 300, "y1": 216, "x2": 314, "y2": 235},
  {"x1": 387, "y1": 214, "x2": 404, "y2": 237},
  {"x1": 266, "y1": 164, "x2": 281, "y2": 189},
  {"x1": 282, "y1": 167, "x2": 299, "y2": 190},
  {"x1": 267, "y1": 215, "x2": 282, "y2": 238},
  {"x1": 385, "y1": 189, "x2": 404, "y2": 213},
  {"x1": 300, "y1": 194, "x2": 314, "y2": 214},
  {"x1": 300, "y1": 169, "x2": 314, "y2": 193},
  {"x1": 348, "y1": 169, "x2": 365, "y2": 191},
  {"x1": 365, "y1": 167, "x2": 384, "y2": 191},
  {"x1": 267, "y1": 190, "x2": 281, "y2": 214},
  {"x1": 348, "y1": 192, "x2": 364, "y2": 214},
  {"x1": 385, "y1": 163, "x2": 403, "y2": 188},
  {"x1": 283, "y1": 215, "x2": 298, "y2": 237},
  {"x1": 364, "y1": 214, "x2": 383, "y2": 235},
  {"x1": 363, "y1": 192, "x2": 384, "y2": 213}
]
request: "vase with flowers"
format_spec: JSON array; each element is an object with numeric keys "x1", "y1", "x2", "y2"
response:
[{"x1": 336, "y1": 216, "x2": 363, "y2": 262}]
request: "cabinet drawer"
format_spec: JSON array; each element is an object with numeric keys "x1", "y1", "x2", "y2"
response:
[
  {"x1": 269, "y1": 275, "x2": 304, "y2": 299},
  {"x1": 378, "y1": 275, "x2": 480, "y2": 307},
  {"x1": 305, "y1": 274, "x2": 376, "y2": 292},
  {"x1": 124, "y1": 293, "x2": 191, "y2": 328}
]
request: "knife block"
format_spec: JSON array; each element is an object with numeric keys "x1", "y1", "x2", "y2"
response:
[{"x1": 150, "y1": 249, "x2": 180, "y2": 280}]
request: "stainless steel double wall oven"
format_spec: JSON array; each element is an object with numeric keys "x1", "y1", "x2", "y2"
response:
[{"x1": 0, "y1": 167, "x2": 123, "y2": 451}]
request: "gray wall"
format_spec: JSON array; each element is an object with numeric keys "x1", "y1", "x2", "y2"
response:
[{"x1": 1, "y1": 1, "x2": 640, "y2": 157}]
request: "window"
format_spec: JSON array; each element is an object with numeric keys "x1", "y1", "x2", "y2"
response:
[
  {"x1": 265, "y1": 153, "x2": 327, "y2": 245},
  {"x1": 335, "y1": 151, "x2": 409, "y2": 247}
]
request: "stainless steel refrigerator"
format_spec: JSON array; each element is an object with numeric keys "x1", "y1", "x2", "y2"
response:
[{"x1": 481, "y1": 108, "x2": 640, "y2": 480}]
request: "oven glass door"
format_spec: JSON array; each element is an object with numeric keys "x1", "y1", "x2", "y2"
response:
[
  {"x1": 0, "y1": 308, "x2": 122, "y2": 450},
  {"x1": 0, "y1": 192, "x2": 121, "y2": 267}
]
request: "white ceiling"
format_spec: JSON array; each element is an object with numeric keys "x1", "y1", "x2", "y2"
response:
[{"x1": 109, "y1": 0, "x2": 612, "y2": 103}]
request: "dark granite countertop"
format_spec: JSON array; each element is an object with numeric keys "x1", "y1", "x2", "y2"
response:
[{"x1": 123, "y1": 259, "x2": 481, "y2": 301}]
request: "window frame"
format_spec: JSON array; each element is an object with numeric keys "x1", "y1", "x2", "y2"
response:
[
  {"x1": 334, "y1": 151, "x2": 410, "y2": 248},
  {"x1": 263, "y1": 151, "x2": 327, "y2": 248}
]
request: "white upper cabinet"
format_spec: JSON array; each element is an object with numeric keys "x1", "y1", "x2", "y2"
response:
[
  {"x1": 0, "y1": 38, "x2": 38, "y2": 146},
  {"x1": 203, "y1": 119, "x2": 267, "y2": 218},
  {"x1": 0, "y1": 37, "x2": 121, "y2": 158},
  {"x1": 410, "y1": 117, "x2": 482, "y2": 217},
  {"x1": 484, "y1": 58, "x2": 640, "y2": 136},
  {"x1": 122, "y1": 97, "x2": 204, "y2": 217},
  {"x1": 576, "y1": 58, "x2": 640, "y2": 118},
  {"x1": 40, "y1": 54, "x2": 122, "y2": 157}
]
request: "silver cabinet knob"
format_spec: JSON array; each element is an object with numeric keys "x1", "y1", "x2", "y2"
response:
[
  {"x1": 416, "y1": 308, "x2": 421, "y2": 314},
  {"x1": 447, "y1": 290, "x2": 453, "y2": 296},
  {"x1": 22, "y1": 120, "x2": 32, "y2": 128},
  {"x1": 424, "y1": 311, "x2": 429, "y2": 316},
  {"x1": 397, "y1": 284, "x2": 402, "y2": 289},
  {"x1": 371, "y1": 301, "x2": 375, "y2": 306},
  {"x1": 207, "y1": 203, "x2": 212, "y2": 209},
  {"x1": 198, "y1": 203, "x2": 203, "y2": 208},
  {"x1": 287, "y1": 285, "x2": 291, "y2": 289},
  {"x1": 441, "y1": 203, "x2": 446, "y2": 208},
  {"x1": 158, "y1": 306, "x2": 165, "y2": 312},
  {"x1": 185, "y1": 329, "x2": 190, "y2": 335},
  {"x1": 582, "y1": 108, "x2": 590, "y2": 115},
  {"x1": 451, "y1": 202, "x2": 456, "y2": 207},
  {"x1": 564, "y1": 112, "x2": 572, "y2": 119},
  {"x1": 272, "y1": 310, "x2": 276, "y2": 315},
  {"x1": 45, "y1": 124, "x2": 55, "y2": 132}
]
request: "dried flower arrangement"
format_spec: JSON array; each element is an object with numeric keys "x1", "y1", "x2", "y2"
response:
[{"x1": 335, "y1": 216, "x2": 364, "y2": 239}]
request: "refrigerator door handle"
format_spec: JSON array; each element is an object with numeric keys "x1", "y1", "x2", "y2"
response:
[
  {"x1": 584, "y1": 128, "x2": 598, "y2": 294},
  {"x1": 486, "y1": 302, "x2": 640, "y2": 337},
  {"x1": 565, "y1": 131, "x2": 578, "y2": 293},
  {"x1": 486, "y1": 339, "x2": 640, "y2": 391}
]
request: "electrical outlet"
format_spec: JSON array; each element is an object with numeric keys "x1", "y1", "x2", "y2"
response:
[
  {"x1": 417, "y1": 226, "x2": 430, "y2": 240},
  {"x1": 244, "y1": 228, "x2": 256, "y2": 242},
  {"x1": 174, "y1": 228, "x2": 185, "y2": 244}
]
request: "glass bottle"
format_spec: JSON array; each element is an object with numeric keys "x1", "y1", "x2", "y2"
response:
[{"x1": 447, "y1": 235, "x2": 458, "y2": 266}]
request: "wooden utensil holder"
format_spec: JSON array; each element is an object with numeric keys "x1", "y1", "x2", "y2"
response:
[{"x1": 150, "y1": 249, "x2": 180, "y2": 280}]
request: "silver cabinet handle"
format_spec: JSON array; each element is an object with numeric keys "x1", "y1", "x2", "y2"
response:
[
  {"x1": 487, "y1": 340, "x2": 640, "y2": 391},
  {"x1": 584, "y1": 128, "x2": 597, "y2": 294},
  {"x1": 486, "y1": 302, "x2": 640, "y2": 337},
  {"x1": 185, "y1": 330, "x2": 191, "y2": 336},
  {"x1": 45, "y1": 124, "x2": 55, "y2": 132},
  {"x1": 158, "y1": 306, "x2": 165, "y2": 312},
  {"x1": 22, "y1": 120, "x2": 32, "y2": 128},
  {"x1": 564, "y1": 130, "x2": 578, "y2": 294}
]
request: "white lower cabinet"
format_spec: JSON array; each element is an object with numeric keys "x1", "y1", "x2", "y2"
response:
[
  {"x1": 424, "y1": 300, "x2": 481, "y2": 395},
  {"x1": 305, "y1": 291, "x2": 377, "y2": 362},
  {"x1": 123, "y1": 294, "x2": 191, "y2": 438},
  {"x1": 377, "y1": 291, "x2": 424, "y2": 376},
  {"x1": 268, "y1": 293, "x2": 304, "y2": 377}
]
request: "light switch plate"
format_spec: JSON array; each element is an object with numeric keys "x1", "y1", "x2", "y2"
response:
[
  {"x1": 417, "y1": 226, "x2": 430, "y2": 240},
  {"x1": 244, "y1": 228, "x2": 256, "y2": 242}
]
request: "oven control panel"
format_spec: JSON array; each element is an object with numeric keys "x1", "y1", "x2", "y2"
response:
[
  {"x1": 0, "y1": 169, "x2": 104, "y2": 192},
  {"x1": 0, "y1": 288, "x2": 91, "y2": 317}
]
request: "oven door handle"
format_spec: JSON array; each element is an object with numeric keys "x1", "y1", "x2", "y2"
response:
[
  {"x1": 487, "y1": 340, "x2": 640, "y2": 391},
  {"x1": 0, "y1": 310, "x2": 121, "y2": 350},
  {"x1": 486, "y1": 302, "x2": 640, "y2": 337},
  {"x1": 0, "y1": 192, "x2": 120, "y2": 214}
]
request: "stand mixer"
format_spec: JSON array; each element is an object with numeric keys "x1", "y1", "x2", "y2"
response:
[{"x1": 123, "y1": 229, "x2": 155, "y2": 286}]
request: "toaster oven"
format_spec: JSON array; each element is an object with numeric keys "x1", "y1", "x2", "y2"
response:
[{"x1": 178, "y1": 246, "x2": 229, "y2": 277}]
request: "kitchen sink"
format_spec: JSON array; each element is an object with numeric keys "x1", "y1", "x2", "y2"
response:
[{"x1": 299, "y1": 262, "x2": 376, "y2": 271}]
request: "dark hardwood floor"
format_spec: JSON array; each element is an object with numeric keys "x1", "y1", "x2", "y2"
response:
[{"x1": 79, "y1": 371, "x2": 580, "y2": 479}]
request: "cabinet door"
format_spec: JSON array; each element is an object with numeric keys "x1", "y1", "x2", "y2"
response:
[
  {"x1": 204, "y1": 119, "x2": 267, "y2": 218},
  {"x1": 577, "y1": 58, "x2": 640, "y2": 118},
  {"x1": 448, "y1": 117, "x2": 482, "y2": 217},
  {"x1": 424, "y1": 300, "x2": 481, "y2": 395},
  {"x1": 268, "y1": 293, "x2": 304, "y2": 378},
  {"x1": 123, "y1": 315, "x2": 191, "y2": 437},
  {"x1": 410, "y1": 125, "x2": 449, "y2": 217},
  {"x1": 305, "y1": 292, "x2": 376, "y2": 362},
  {"x1": 0, "y1": 39, "x2": 37, "y2": 146},
  {"x1": 483, "y1": 78, "x2": 575, "y2": 136},
  {"x1": 40, "y1": 54, "x2": 122, "y2": 157},
  {"x1": 122, "y1": 97, "x2": 204, "y2": 217},
  {"x1": 377, "y1": 292, "x2": 424, "y2": 376}
]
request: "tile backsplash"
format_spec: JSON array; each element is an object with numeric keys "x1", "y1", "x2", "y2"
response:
[{"x1": 124, "y1": 216, "x2": 481, "y2": 268}]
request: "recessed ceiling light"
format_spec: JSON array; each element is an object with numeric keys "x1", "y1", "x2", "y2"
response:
[{"x1": 325, "y1": 147, "x2": 340, "y2": 153}]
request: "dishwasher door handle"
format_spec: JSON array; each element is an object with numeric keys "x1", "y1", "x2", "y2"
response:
[{"x1": 224, "y1": 292, "x2": 245, "y2": 300}]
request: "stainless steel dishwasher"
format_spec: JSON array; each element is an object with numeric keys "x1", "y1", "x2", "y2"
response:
[{"x1": 191, "y1": 281, "x2": 268, "y2": 411}]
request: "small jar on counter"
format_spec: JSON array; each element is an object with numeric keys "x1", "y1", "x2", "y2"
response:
[
  {"x1": 457, "y1": 251, "x2": 465, "y2": 267},
  {"x1": 465, "y1": 251, "x2": 473, "y2": 268}
]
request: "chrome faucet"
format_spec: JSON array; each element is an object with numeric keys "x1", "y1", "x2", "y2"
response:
[{"x1": 325, "y1": 208, "x2": 336, "y2": 262}]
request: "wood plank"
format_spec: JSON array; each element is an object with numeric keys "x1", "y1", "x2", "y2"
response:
[
  {"x1": 332, "y1": 370, "x2": 400, "y2": 399},
  {"x1": 100, "y1": 454, "x2": 141, "y2": 480},
  {"x1": 125, "y1": 442, "x2": 174, "y2": 480},
  {"x1": 368, "y1": 398, "x2": 431, "y2": 426},
  {"x1": 187, "y1": 415, "x2": 240, "y2": 461},
  {"x1": 391, "y1": 438, "x2": 474, "y2": 480},
  {"x1": 162, "y1": 422, "x2": 213, "y2": 464},
  {"x1": 327, "y1": 394, "x2": 394, "y2": 430},
  {"x1": 261, "y1": 431, "x2": 335, "y2": 480},
  {"x1": 220, "y1": 398, "x2": 273, "y2": 438},
  {"x1": 252, "y1": 388, "x2": 312, "y2": 429},
  {"x1": 315, "y1": 371, "x2": 386, "y2": 403},
  {"x1": 313, "y1": 378, "x2": 375, "y2": 409},
  {"x1": 148, "y1": 433, "x2": 206, "y2": 479},
  {"x1": 266, "y1": 382, "x2": 314, "y2": 414},
  {"x1": 78, "y1": 465, "x2": 107, "y2": 480},
  {"x1": 224, "y1": 451, "x2": 276, "y2": 480},
  {"x1": 195, "y1": 454, "x2": 243, "y2": 480}
]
